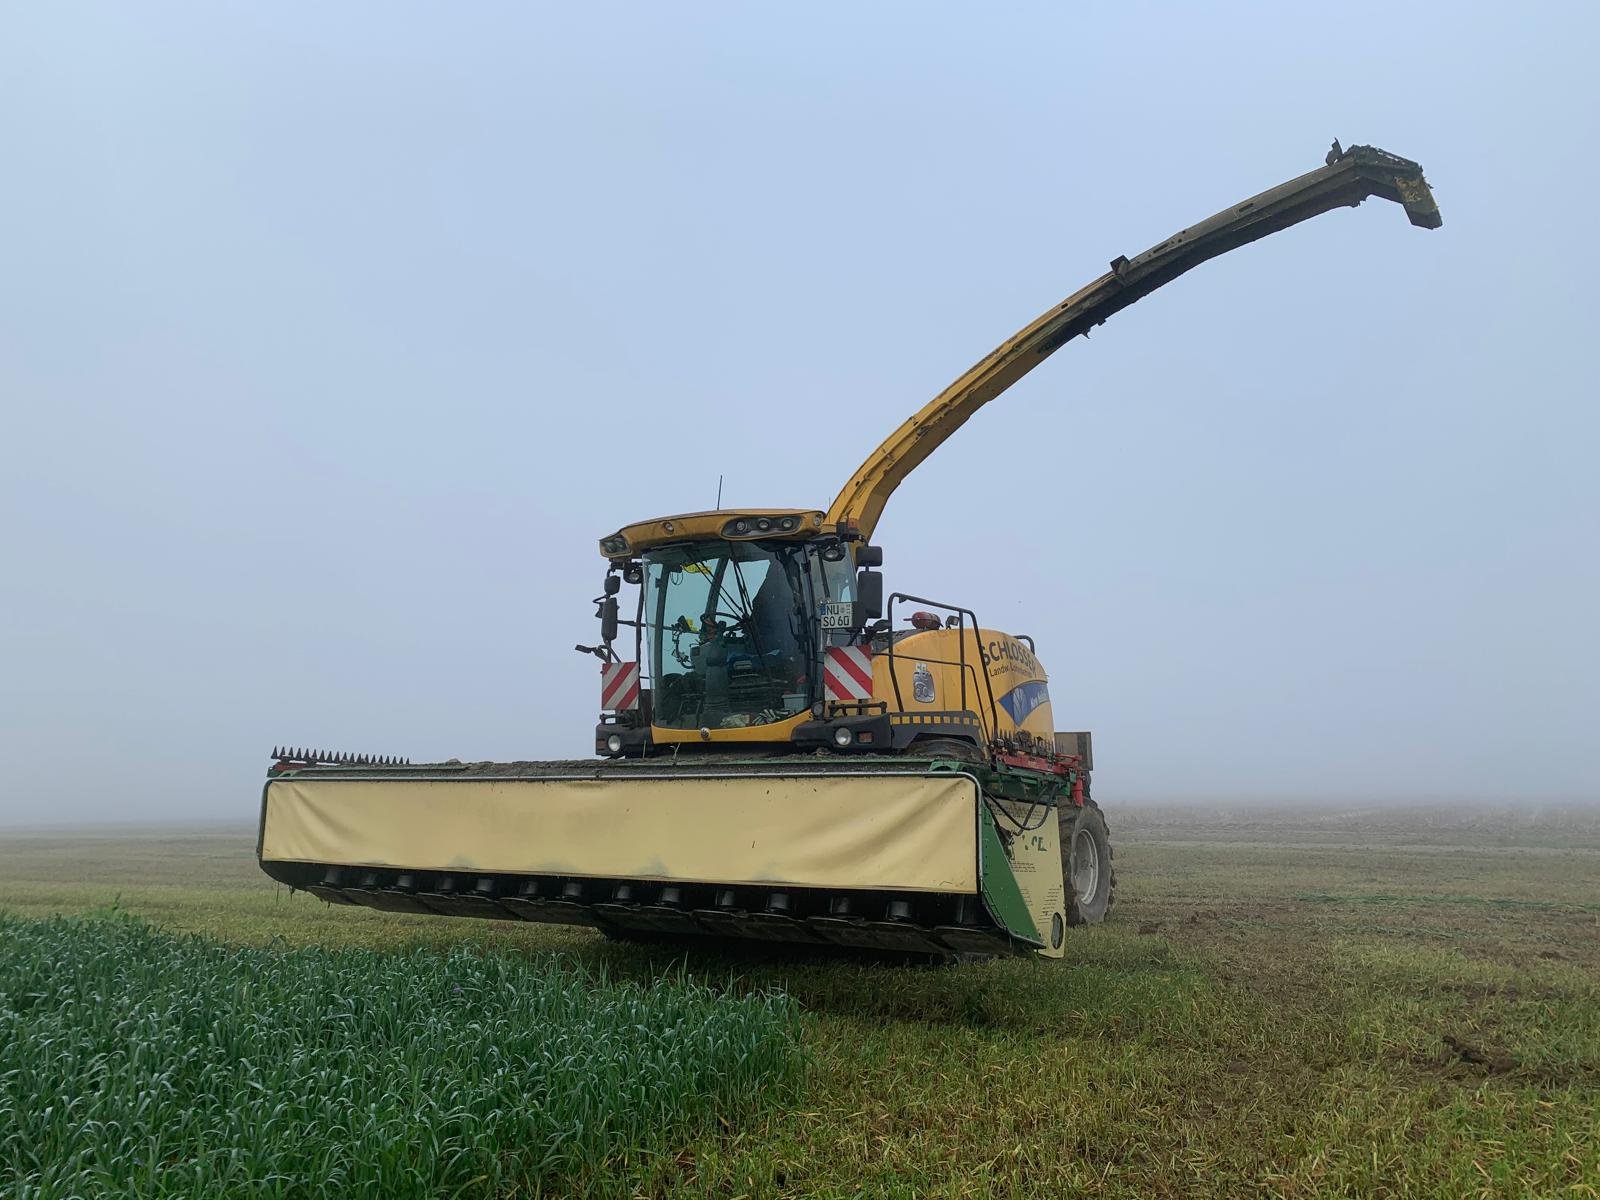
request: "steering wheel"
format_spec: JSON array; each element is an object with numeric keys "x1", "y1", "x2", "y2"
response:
[{"x1": 706, "y1": 610, "x2": 752, "y2": 630}]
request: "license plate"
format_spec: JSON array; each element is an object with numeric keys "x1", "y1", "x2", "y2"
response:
[{"x1": 819, "y1": 602, "x2": 854, "y2": 630}]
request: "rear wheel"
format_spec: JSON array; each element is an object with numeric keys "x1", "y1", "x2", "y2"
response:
[{"x1": 1060, "y1": 800, "x2": 1116, "y2": 926}]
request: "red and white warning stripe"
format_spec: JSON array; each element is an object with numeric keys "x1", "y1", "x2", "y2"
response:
[
  {"x1": 823, "y1": 644, "x2": 875, "y2": 702},
  {"x1": 600, "y1": 661, "x2": 640, "y2": 711}
]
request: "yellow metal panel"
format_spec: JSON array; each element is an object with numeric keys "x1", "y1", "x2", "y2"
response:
[
  {"x1": 651, "y1": 710, "x2": 812, "y2": 745},
  {"x1": 261, "y1": 771, "x2": 980, "y2": 893},
  {"x1": 872, "y1": 627, "x2": 1055, "y2": 742}
]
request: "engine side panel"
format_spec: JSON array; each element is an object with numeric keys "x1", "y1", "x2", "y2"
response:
[{"x1": 874, "y1": 627, "x2": 1055, "y2": 745}]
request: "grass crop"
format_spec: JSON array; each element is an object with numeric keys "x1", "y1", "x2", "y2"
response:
[
  {"x1": 2, "y1": 803, "x2": 1597, "y2": 1197},
  {"x1": 0, "y1": 913, "x2": 801, "y2": 1199}
]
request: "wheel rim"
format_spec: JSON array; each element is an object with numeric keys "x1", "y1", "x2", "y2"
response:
[{"x1": 1070, "y1": 825, "x2": 1100, "y2": 905}]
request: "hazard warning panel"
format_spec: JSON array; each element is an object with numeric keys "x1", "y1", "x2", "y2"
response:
[
  {"x1": 822, "y1": 645, "x2": 874, "y2": 702},
  {"x1": 600, "y1": 661, "x2": 641, "y2": 710}
]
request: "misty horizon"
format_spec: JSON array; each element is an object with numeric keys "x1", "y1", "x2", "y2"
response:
[{"x1": 3, "y1": 4, "x2": 1597, "y2": 823}]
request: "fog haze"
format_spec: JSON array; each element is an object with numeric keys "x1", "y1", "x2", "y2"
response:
[{"x1": 3, "y1": 3, "x2": 1596, "y2": 823}]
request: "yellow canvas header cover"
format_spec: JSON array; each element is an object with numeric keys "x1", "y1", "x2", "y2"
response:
[{"x1": 261, "y1": 770, "x2": 981, "y2": 894}]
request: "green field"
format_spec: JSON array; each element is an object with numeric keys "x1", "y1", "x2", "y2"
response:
[
  {"x1": 1, "y1": 915, "x2": 800, "y2": 1199},
  {"x1": 3, "y1": 803, "x2": 1598, "y2": 1199}
]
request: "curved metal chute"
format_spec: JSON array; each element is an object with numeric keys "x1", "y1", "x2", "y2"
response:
[{"x1": 827, "y1": 143, "x2": 1441, "y2": 539}]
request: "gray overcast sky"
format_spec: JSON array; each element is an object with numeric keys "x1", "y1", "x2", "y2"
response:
[{"x1": 2, "y1": 3, "x2": 1596, "y2": 824}]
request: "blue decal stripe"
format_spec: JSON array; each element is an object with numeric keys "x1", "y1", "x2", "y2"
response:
[{"x1": 997, "y1": 680, "x2": 1050, "y2": 726}]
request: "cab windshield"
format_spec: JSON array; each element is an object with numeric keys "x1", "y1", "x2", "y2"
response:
[{"x1": 643, "y1": 540, "x2": 817, "y2": 730}]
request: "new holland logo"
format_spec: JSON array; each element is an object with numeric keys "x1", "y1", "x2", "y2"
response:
[
  {"x1": 912, "y1": 662, "x2": 936, "y2": 704},
  {"x1": 997, "y1": 679, "x2": 1050, "y2": 726}
]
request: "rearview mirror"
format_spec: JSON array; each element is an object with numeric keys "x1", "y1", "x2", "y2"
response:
[
  {"x1": 854, "y1": 569, "x2": 883, "y2": 624},
  {"x1": 600, "y1": 596, "x2": 619, "y2": 643}
]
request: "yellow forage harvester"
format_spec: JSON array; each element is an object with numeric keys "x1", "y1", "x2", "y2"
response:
[{"x1": 259, "y1": 144, "x2": 1441, "y2": 958}]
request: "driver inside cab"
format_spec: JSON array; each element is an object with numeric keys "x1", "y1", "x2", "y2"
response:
[{"x1": 691, "y1": 563, "x2": 806, "y2": 725}]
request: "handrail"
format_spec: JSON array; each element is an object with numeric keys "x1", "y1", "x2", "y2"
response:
[
  {"x1": 885, "y1": 592, "x2": 1000, "y2": 740},
  {"x1": 880, "y1": 650, "x2": 988, "y2": 728}
]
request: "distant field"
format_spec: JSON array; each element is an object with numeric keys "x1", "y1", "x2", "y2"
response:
[{"x1": 2, "y1": 802, "x2": 1597, "y2": 1198}]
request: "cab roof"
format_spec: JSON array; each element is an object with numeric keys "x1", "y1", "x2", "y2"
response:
[{"x1": 599, "y1": 509, "x2": 826, "y2": 560}]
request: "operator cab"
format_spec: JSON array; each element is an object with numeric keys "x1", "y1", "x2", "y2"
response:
[
  {"x1": 589, "y1": 509, "x2": 883, "y2": 753},
  {"x1": 644, "y1": 537, "x2": 854, "y2": 731}
]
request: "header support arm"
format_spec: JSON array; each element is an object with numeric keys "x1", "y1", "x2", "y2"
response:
[{"x1": 826, "y1": 143, "x2": 1441, "y2": 540}]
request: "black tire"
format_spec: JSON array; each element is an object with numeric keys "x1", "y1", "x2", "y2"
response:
[{"x1": 1060, "y1": 800, "x2": 1116, "y2": 926}]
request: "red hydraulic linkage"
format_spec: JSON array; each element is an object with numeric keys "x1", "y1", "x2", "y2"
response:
[{"x1": 994, "y1": 750, "x2": 1087, "y2": 806}]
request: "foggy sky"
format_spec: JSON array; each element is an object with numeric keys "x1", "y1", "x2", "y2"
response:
[{"x1": 3, "y1": 3, "x2": 1596, "y2": 824}]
